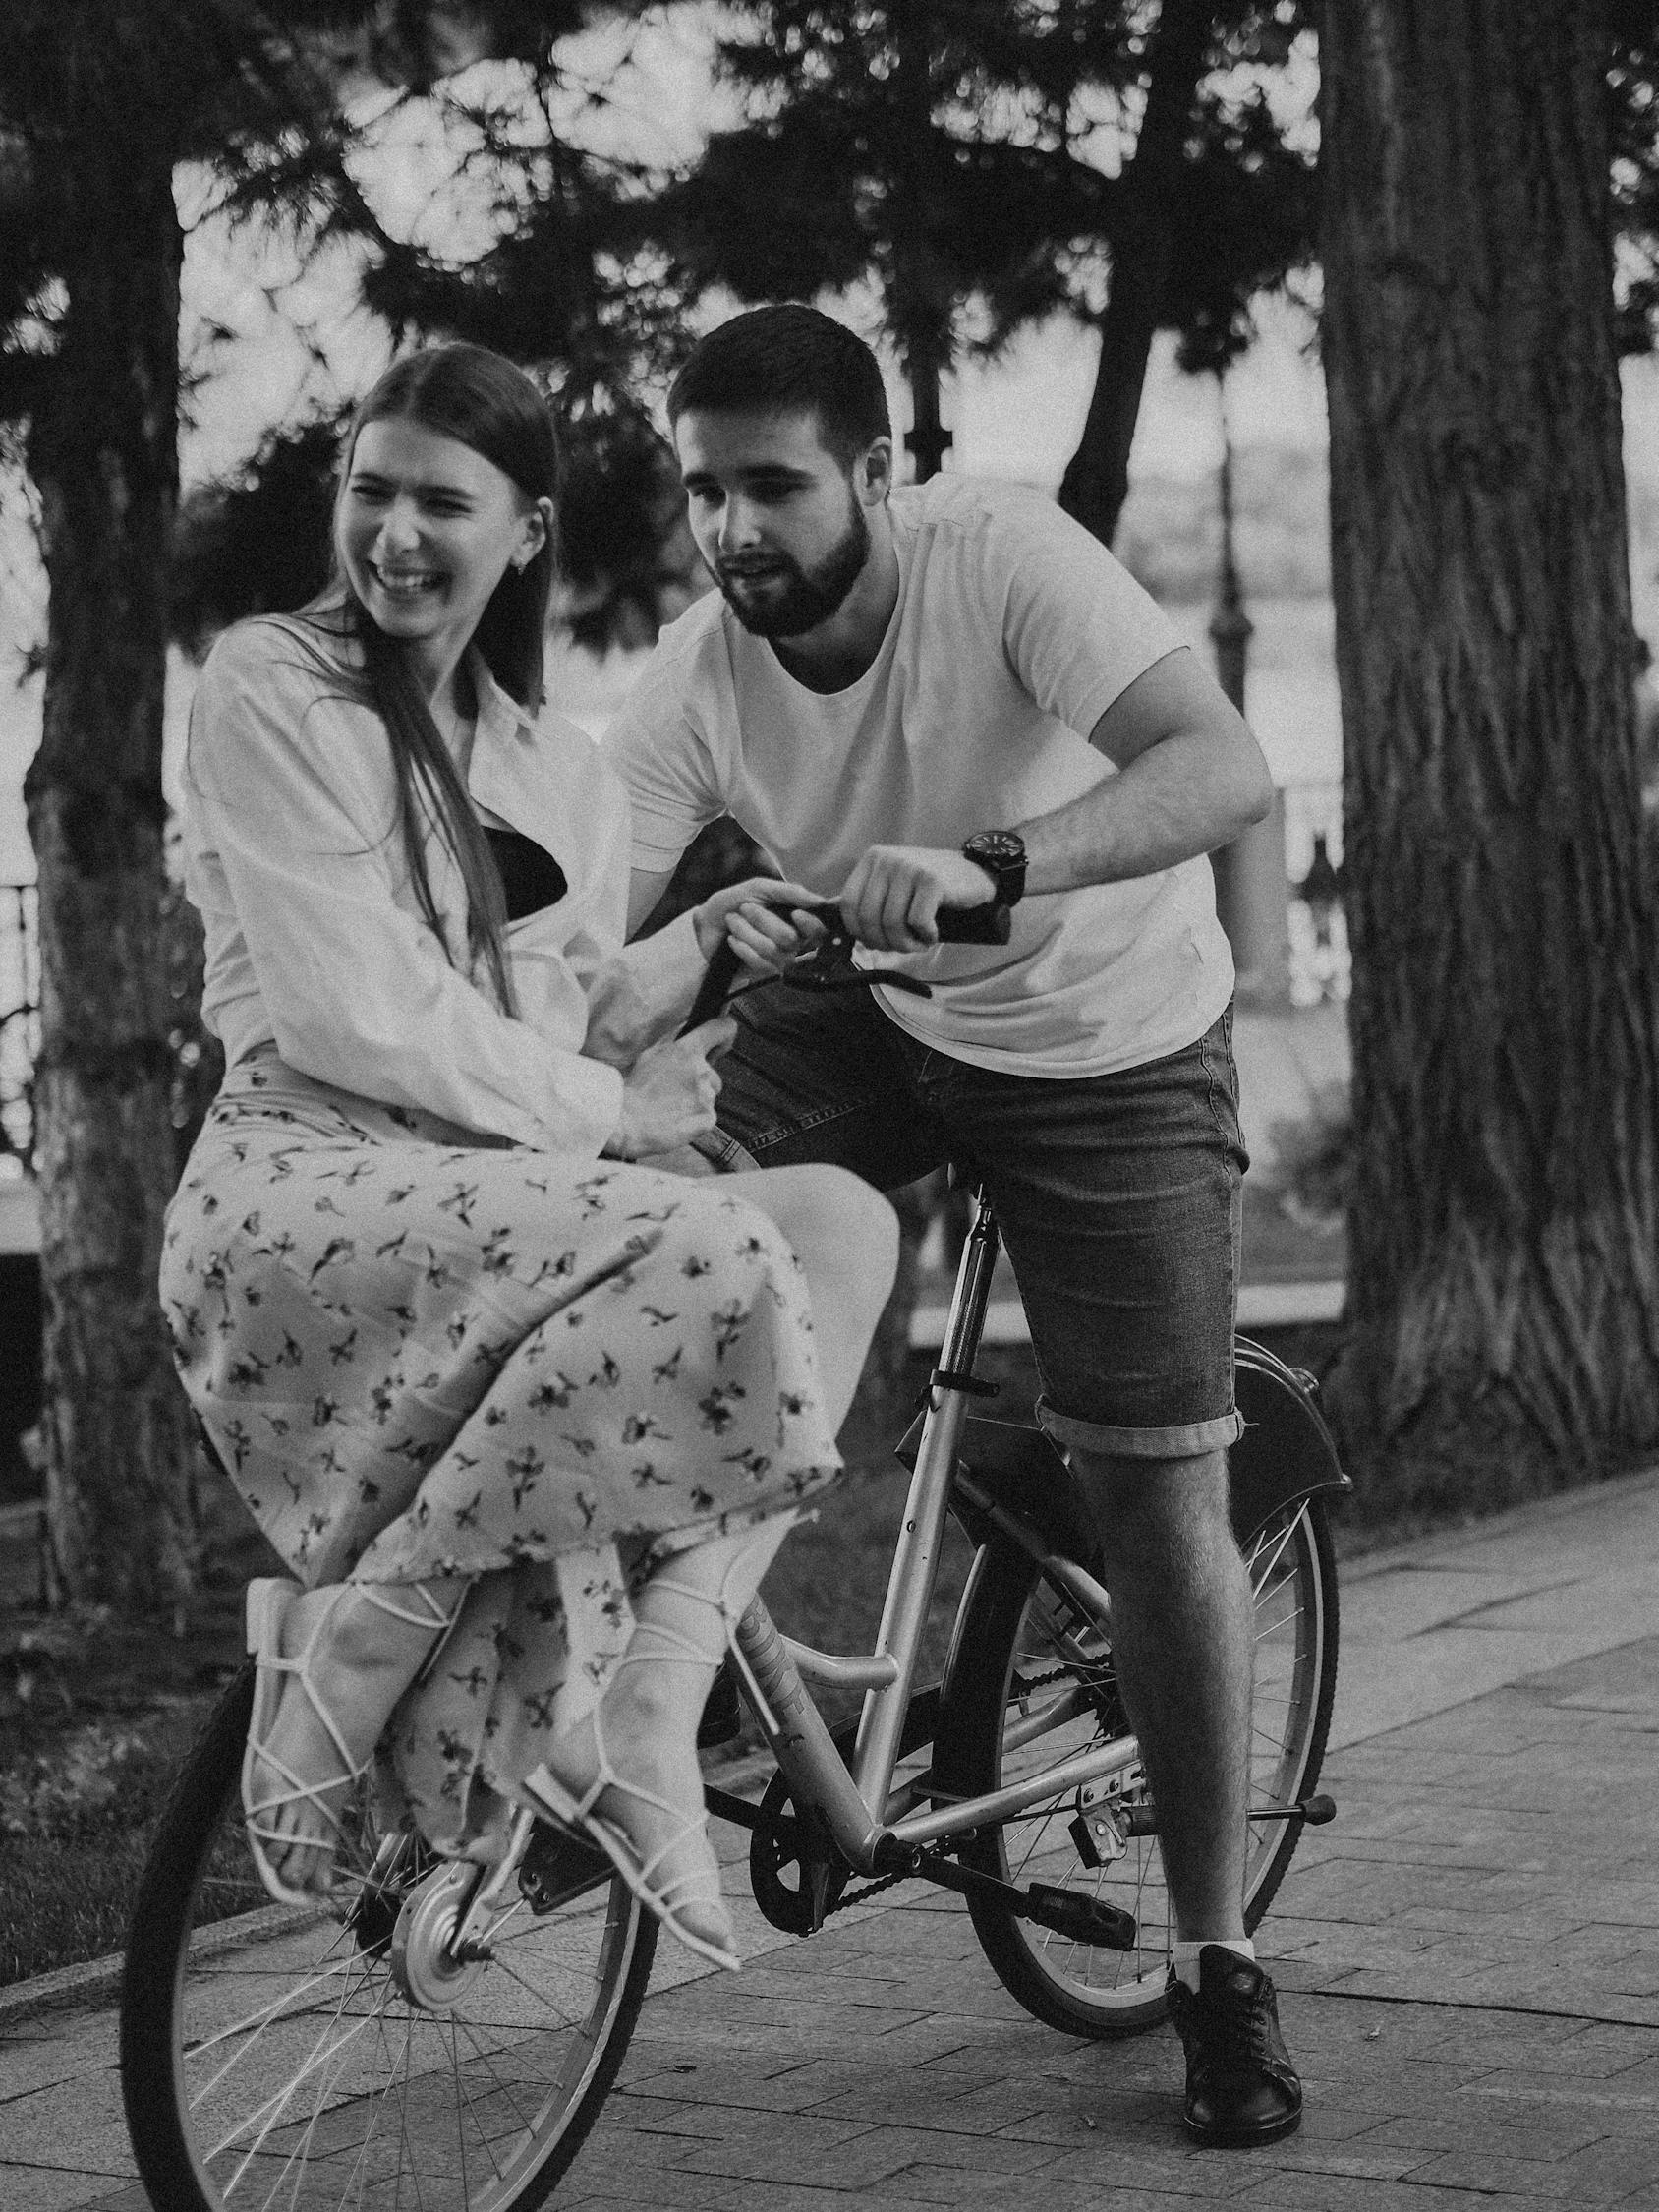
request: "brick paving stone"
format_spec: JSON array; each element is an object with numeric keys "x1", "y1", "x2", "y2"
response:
[
  {"x1": 1037, "y1": 2141, "x2": 1327, "y2": 2200},
  {"x1": 668, "y1": 2126, "x2": 918, "y2": 2188},
  {"x1": 890, "y1": 2171, "x2": 1217, "y2": 2212},
  {"x1": 1407, "y1": 2139, "x2": 1659, "y2": 2199},
  {"x1": 0, "y1": 2170, "x2": 138, "y2": 2212},
  {"x1": 550, "y1": 2170, "x2": 739, "y2": 2211},
  {"x1": 813, "y1": 2125, "x2": 1073, "y2": 2179},
  {"x1": 633, "y1": 2102, "x2": 877, "y2": 2151},
  {"x1": 809, "y1": 2076, "x2": 1052, "y2": 2133},
  {"x1": 619, "y1": 2058, "x2": 879, "y2": 2113},
  {"x1": 1464, "y1": 2079, "x2": 1659, "y2": 2137},
  {"x1": 54, "y1": 2188, "x2": 151, "y2": 2212},
  {"x1": 1357, "y1": 2109, "x2": 1615, "y2": 2161},
  {"x1": 1236, "y1": 2178, "x2": 1545, "y2": 2211},
  {"x1": 697, "y1": 2188, "x2": 1036, "y2": 2212}
]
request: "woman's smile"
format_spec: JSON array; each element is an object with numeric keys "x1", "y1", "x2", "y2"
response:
[{"x1": 366, "y1": 561, "x2": 445, "y2": 601}]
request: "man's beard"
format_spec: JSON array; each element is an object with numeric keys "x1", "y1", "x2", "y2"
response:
[{"x1": 714, "y1": 496, "x2": 870, "y2": 638}]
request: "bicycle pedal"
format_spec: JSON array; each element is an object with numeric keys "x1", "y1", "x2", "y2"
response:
[
  {"x1": 519, "y1": 1822, "x2": 611, "y2": 1915},
  {"x1": 1024, "y1": 1882, "x2": 1137, "y2": 1951}
]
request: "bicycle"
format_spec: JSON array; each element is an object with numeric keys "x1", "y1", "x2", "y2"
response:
[{"x1": 121, "y1": 904, "x2": 1347, "y2": 2212}]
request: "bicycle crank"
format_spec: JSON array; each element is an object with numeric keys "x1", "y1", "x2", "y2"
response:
[{"x1": 872, "y1": 1840, "x2": 1138, "y2": 1950}]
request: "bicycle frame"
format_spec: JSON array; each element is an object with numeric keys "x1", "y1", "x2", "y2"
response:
[{"x1": 723, "y1": 1191, "x2": 1139, "y2": 1878}]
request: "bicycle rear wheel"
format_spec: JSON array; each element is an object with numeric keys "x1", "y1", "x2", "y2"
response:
[
  {"x1": 121, "y1": 1662, "x2": 656, "y2": 2212},
  {"x1": 934, "y1": 1496, "x2": 1337, "y2": 2038}
]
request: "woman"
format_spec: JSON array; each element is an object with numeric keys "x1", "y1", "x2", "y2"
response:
[{"x1": 161, "y1": 343, "x2": 896, "y2": 1971}]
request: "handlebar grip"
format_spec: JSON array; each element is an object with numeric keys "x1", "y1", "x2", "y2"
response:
[{"x1": 935, "y1": 900, "x2": 1012, "y2": 945}]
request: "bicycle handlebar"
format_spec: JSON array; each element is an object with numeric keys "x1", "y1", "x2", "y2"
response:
[{"x1": 677, "y1": 896, "x2": 1012, "y2": 1038}]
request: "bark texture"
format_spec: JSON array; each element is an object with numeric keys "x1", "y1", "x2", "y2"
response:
[
  {"x1": 1319, "y1": 0, "x2": 1659, "y2": 1511},
  {"x1": 23, "y1": 128, "x2": 199, "y2": 1609}
]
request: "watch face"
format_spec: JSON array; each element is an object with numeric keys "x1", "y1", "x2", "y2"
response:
[{"x1": 963, "y1": 830, "x2": 1026, "y2": 902}]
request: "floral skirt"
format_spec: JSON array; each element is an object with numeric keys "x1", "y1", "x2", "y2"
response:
[{"x1": 160, "y1": 1050, "x2": 840, "y2": 1848}]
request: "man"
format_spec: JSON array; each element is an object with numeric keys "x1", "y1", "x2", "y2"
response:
[{"x1": 606, "y1": 303, "x2": 1300, "y2": 2146}]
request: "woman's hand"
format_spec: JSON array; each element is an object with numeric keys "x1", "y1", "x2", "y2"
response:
[
  {"x1": 692, "y1": 877, "x2": 828, "y2": 978},
  {"x1": 603, "y1": 1015, "x2": 736, "y2": 1161}
]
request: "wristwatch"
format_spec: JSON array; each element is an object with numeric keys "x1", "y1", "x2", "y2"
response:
[{"x1": 961, "y1": 829, "x2": 1027, "y2": 906}]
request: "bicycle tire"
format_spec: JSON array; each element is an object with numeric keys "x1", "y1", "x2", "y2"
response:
[
  {"x1": 120, "y1": 1659, "x2": 658, "y2": 2212},
  {"x1": 934, "y1": 1495, "x2": 1338, "y2": 2039}
]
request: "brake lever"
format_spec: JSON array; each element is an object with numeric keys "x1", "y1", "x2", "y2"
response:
[
  {"x1": 776, "y1": 913, "x2": 932, "y2": 999},
  {"x1": 678, "y1": 899, "x2": 946, "y2": 1037}
]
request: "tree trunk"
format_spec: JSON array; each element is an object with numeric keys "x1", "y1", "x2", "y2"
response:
[
  {"x1": 1057, "y1": 0, "x2": 1213, "y2": 543},
  {"x1": 23, "y1": 131, "x2": 199, "y2": 1612},
  {"x1": 1319, "y1": 0, "x2": 1659, "y2": 1514}
]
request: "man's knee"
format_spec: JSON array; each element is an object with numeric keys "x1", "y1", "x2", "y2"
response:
[{"x1": 1071, "y1": 1445, "x2": 1234, "y2": 1573}]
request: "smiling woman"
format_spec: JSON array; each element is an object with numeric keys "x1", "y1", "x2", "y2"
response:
[{"x1": 153, "y1": 339, "x2": 899, "y2": 1976}]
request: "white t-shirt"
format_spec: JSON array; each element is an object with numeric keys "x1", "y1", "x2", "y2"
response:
[{"x1": 607, "y1": 476, "x2": 1235, "y2": 1077}]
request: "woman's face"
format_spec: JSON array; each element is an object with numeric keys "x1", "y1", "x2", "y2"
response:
[{"x1": 337, "y1": 417, "x2": 549, "y2": 694}]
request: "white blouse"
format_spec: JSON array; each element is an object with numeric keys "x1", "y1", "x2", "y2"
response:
[{"x1": 183, "y1": 615, "x2": 705, "y2": 1157}]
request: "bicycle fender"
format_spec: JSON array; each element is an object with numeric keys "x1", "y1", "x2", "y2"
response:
[
  {"x1": 899, "y1": 1335, "x2": 1347, "y2": 1564},
  {"x1": 1230, "y1": 1335, "x2": 1351, "y2": 1545}
]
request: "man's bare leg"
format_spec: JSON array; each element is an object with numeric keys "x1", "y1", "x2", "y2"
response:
[{"x1": 1069, "y1": 1445, "x2": 1253, "y2": 1940}]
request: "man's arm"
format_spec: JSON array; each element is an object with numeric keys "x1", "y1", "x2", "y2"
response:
[
  {"x1": 836, "y1": 646, "x2": 1273, "y2": 951},
  {"x1": 1021, "y1": 645, "x2": 1272, "y2": 893}
]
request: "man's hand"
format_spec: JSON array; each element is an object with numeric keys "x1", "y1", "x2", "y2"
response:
[
  {"x1": 834, "y1": 845, "x2": 998, "y2": 954},
  {"x1": 693, "y1": 875, "x2": 829, "y2": 975}
]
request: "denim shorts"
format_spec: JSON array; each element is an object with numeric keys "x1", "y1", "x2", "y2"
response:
[{"x1": 704, "y1": 988, "x2": 1249, "y2": 1462}]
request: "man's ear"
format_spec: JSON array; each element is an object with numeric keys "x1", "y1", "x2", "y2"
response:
[{"x1": 857, "y1": 437, "x2": 894, "y2": 506}]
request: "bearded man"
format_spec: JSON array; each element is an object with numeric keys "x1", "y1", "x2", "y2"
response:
[{"x1": 604, "y1": 303, "x2": 1300, "y2": 2148}]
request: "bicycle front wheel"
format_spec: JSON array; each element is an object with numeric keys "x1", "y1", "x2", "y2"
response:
[
  {"x1": 934, "y1": 1496, "x2": 1338, "y2": 2038},
  {"x1": 121, "y1": 1663, "x2": 656, "y2": 2212}
]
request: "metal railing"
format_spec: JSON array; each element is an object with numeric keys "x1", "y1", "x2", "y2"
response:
[{"x1": 1282, "y1": 779, "x2": 1349, "y2": 1006}]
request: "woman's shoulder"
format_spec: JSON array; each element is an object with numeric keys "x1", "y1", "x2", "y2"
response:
[{"x1": 199, "y1": 610, "x2": 360, "y2": 699}]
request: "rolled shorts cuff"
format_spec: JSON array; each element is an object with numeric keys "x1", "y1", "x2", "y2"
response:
[{"x1": 1035, "y1": 1394, "x2": 1245, "y2": 1463}]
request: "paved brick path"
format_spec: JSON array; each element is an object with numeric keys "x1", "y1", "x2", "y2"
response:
[{"x1": 5, "y1": 1464, "x2": 1659, "y2": 2210}]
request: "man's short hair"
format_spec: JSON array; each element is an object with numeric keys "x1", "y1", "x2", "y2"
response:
[{"x1": 666, "y1": 305, "x2": 891, "y2": 466}]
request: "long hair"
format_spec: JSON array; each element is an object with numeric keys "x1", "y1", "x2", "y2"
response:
[{"x1": 310, "y1": 344, "x2": 562, "y2": 1015}]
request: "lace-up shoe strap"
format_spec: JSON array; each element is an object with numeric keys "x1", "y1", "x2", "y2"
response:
[{"x1": 1165, "y1": 1948, "x2": 1303, "y2": 2147}]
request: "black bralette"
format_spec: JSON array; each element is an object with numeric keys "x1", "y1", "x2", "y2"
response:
[{"x1": 484, "y1": 828, "x2": 568, "y2": 921}]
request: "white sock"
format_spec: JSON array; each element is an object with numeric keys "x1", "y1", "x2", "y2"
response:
[{"x1": 1173, "y1": 1936, "x2": 1254, "y2": 1993}]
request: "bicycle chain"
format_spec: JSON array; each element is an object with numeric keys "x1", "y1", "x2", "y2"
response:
[{"x1": 823, "y1": 1861, "x2": 916, "y2": 1915}]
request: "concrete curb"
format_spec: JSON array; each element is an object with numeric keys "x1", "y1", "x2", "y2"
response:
[
  {"x1": 1337, "y1": 1454, "x2": 1659, "y2": 1586},
  {"x1": 0, "y1": 1948, "x2": 125, "y2": 2027}
]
